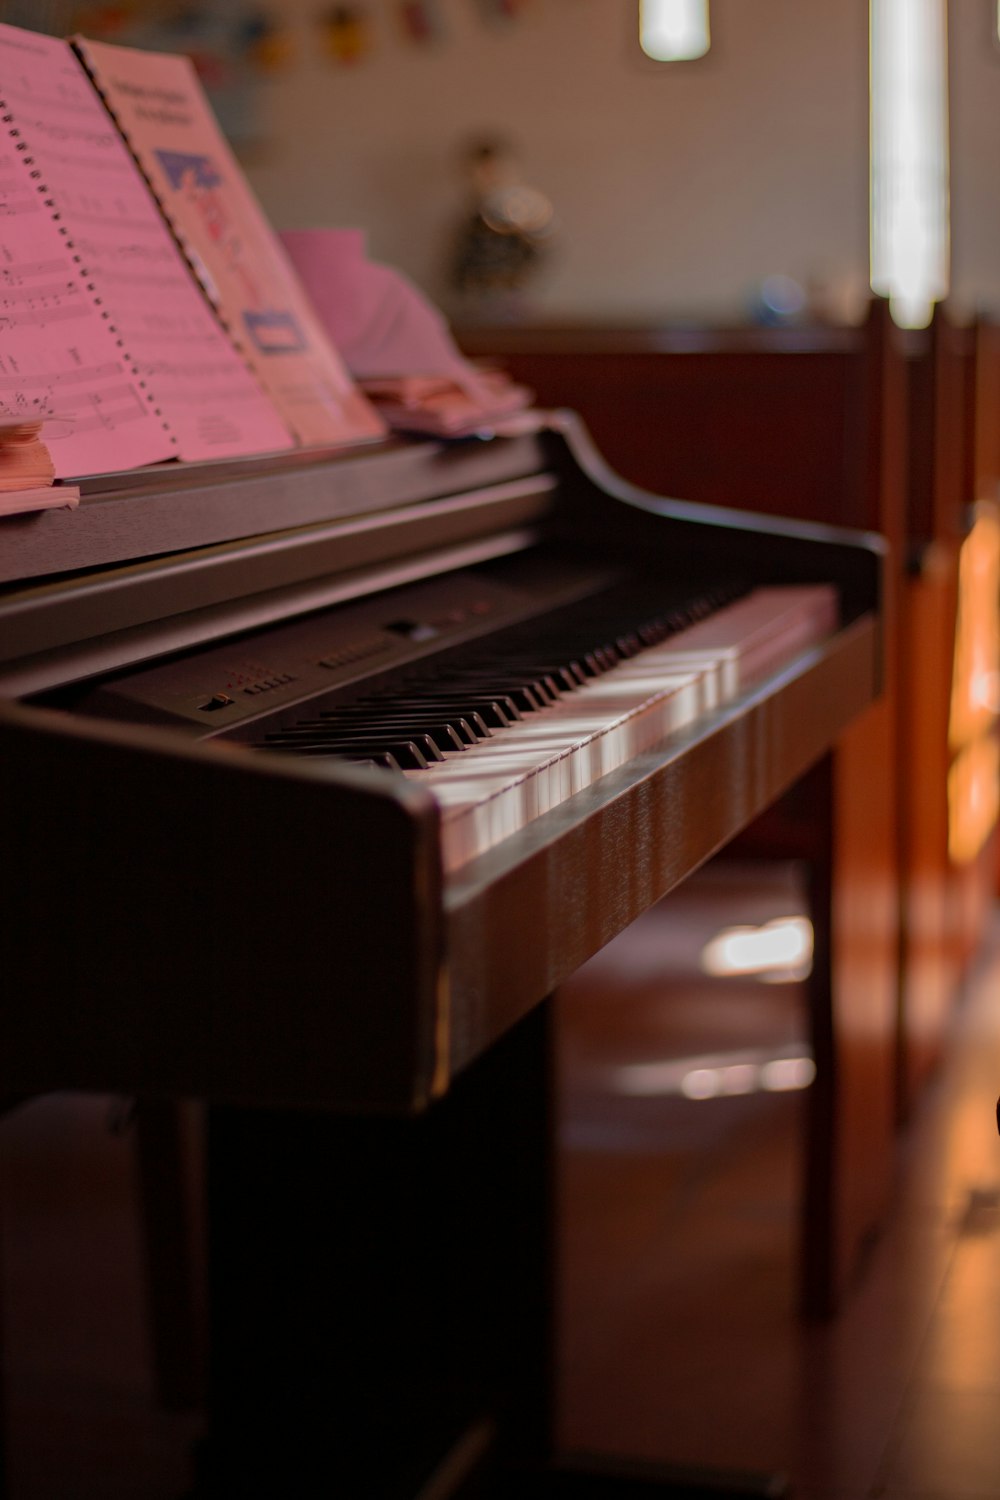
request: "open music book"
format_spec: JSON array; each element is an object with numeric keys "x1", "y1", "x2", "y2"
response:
[{"x1": 0, "y1": 23, "x2": 384, "y2": 502}]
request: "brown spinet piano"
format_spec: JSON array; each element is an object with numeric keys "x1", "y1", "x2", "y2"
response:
[{"x1": 0, "y1": 413, "x2": 883, "y2": 1497}]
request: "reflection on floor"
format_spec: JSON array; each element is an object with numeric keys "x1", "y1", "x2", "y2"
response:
[
  {"x1": 557, "y1": 862, "x2": 1000, "y2": 1500},
  {"x1": 1, "y1": 862, "x2": 999, "y2": 1498}
]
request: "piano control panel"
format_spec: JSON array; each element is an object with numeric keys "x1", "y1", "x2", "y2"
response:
[{"x1": 51, "y1": 554, "x2": 620, "y2": 736}]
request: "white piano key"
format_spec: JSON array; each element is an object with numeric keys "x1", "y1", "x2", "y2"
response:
[
  {"x1": 404, "y1": 585, "x2": 838, "y2": 871},
  {"x1": 412, "y1": 671, "x2": 706, "y2": 870},
  {"x1": 650, "y1": 585, "x2": 839, "y2": 696}
]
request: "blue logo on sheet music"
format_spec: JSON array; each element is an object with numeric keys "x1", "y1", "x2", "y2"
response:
[
  {"x1": 243, "y1": 310, "x2": 307, "y2": 355},
  {"x1": 154, "y1": 150, "x2": 223, "y2": 190}
]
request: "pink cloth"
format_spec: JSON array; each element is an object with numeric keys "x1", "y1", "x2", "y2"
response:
[
  {"x1": 280, "y1": 229, "x2": 532, "y2": 433},
  {"x1": 280, "y1": 228, "x2": 476, "y2": 384}
]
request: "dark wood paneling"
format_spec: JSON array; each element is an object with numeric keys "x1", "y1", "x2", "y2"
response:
[
  {"x1": 461, "y1": 306, "x2": 908, "y2": 1307},
  {"x1": 461, "y1": 324, "x2": 881, "y2": 531}
]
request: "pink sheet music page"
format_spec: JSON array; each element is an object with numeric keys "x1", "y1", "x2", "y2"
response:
[
  {"x1": 0, "y1": 25, "x2": 292, "y2": 463},
  {"x1": 76, "y1": 36, "x2": 385, "y2": 449},
  {"x1": 0, "y1": 26, "x2": 174, "y2": 477}
]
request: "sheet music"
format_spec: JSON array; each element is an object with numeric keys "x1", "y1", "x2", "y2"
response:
[
  {"x1": 0, "y1": 25, "x2": 293, "y2": 463},
  {"x1": 77, "y1": 37, "x2": 386, "y2": 449},
  {"x1": 0, "y1": 39, "x2": 174, "y2": 476}
]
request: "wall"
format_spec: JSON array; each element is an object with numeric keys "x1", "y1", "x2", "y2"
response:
[
  {"x1": 950, "y1": 2, "x2": 1000, "y2": 319},
  {"x1": 244, "y1": 0, "x2": 871, "y2": 322}
]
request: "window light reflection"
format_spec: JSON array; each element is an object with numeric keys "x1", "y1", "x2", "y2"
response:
[
  {"x1": 869, "y1": 0, "x2": 949, "y2": 328},
  {"x1": 700, "y1": 915, "x2": 813, "y2": 981},
  {"x1": 639, "y1": 0, "x2": 710, "y2": 62},
  {"x1": 612, "y1": 1048, "x2": 816, "y2": 1101}
]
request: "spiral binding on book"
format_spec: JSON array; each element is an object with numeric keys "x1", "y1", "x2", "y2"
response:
[{"x1": 75, "y1": 48, "x2": 278, "y2": 424}]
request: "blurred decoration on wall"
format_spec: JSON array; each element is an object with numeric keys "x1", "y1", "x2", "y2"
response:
[
  {"x1": 319, "y1": 4, "x2": 375, "y2": 64},
  {"x1": 446, "y1": 134, "x2": 556, "y2": 319},
  {"x1": 130, "y1": 3, "x2": 293, "y2": 152},
  {"x1": 472, "y1": 0, "x2": 532, "y2": 28},
  {"x1": 21, "y1": 1, "x2": 296, "y2": 155},
  {"x1": 0, "y1": 0, "x2": 71, "y2": 33},
  {"x1": 397, "y1": 0, "x2": 445, "y2": 46},
  {"x1": 748, "y1": 274, "x2": 807, "y2": 326},
  {"x1": 64, "y1": 2, "x2": 137, "y2": 38},
  {"x1": 2, "y1": 0, "x2": 539, "y2": 65}
]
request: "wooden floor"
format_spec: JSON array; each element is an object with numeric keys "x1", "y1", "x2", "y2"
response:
[
  {"x1": 1, "y1": 863, "x2": 999, "y2": 1498},
  {"x1": 557, "y1": 863, "x2": 1000, "y2": 1500}
]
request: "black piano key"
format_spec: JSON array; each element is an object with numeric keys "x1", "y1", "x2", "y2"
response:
[
  {"x1": 265, "y1": 735, "x2": 434, "y2": 770},
  {"x1": 588, "y1": 646, "x2": 619, "y2": 672},
  {"x1": 333, "y1": 741, "x2": 434, "y2": 769},
  {"x1": 416, "y1": 677, "x2": 550, "y2": 712},
  {"x1": 342, "y1": 752, "x2": 402, "y2": 771},
  {"x1": 314, "y1": 707, "x2": 484, "y2": 740},
  {"x1": 312, "y1": 710, "x2": 464, "y2": 728},
  {"x1": 408, "y1": 664, "x2": 549, "y2": 692},
  {"x1": 473, "y1": 671, "x2": 571, "y2": 702},
  {"x1": 271, "y1": 724, "x2": 445, "y2": 758},
  {"x1": 365, "y1": 694, "x2": 520, "y2": 727},
  {"x1": 392, "y1": 712, "x2": 490, "y2": 741},
  {"x1": 443, "y1": 669, "x2": 562, "y2": 703},
  {"x1": 249, "y1": 579, "x2": 758, "y2": 770},
  {"x1": 305, "y1": 717, "x2": 470, "y2": 751},
  {"x1": 571, "y1": 652, "x2": 605, "y2": 678},
  {"x1": 523, "y1": 662, "x2": 588, "y2": 689},
  {"x1": 254, "y1": 744, "x2": 403, "y2": 772}
]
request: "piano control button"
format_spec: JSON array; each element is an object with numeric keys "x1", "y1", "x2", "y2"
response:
[
  {"x1": 384, "y1": 618, "x2": 439, "y2": 642},
  {"x1": 198, "y1": 693, "x2": 235, "y2": 711}
]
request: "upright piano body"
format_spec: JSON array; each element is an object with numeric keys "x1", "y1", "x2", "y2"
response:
[{"x1": 0, "y1": 415, "x2": 884, "y2": 1496}]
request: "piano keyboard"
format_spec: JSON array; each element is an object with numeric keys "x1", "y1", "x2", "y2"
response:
[{"x1": 254, "y1": 583, "x2": 837, "y2": 871}]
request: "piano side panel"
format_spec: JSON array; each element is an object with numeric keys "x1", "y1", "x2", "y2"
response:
[
  {"x1": 0, "y1": 704, "x2": 445, "y2": 1112},
  {"x1": 540, "y1": 416, "x2": 885, "y2": 641},
  {"x1": 820, "y1": 301, "x2": 906, "y2": 1303},
  {"x1": 445, "y1": 615, "x2": 880, "y2": 1078},
  {"x1": 802, "y1": 696, "x2": 900, "y2": 1314},
  {"x1": 896, "y1": 310, "x2": 999, "y2": 1118}
]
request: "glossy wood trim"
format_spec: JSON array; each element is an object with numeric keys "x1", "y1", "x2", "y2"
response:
[
  {"x1": 0, "y1": 432, "x2": 550, "y2": 586},
  {"x1": 445, "y1": 615, "x2": 879, "y2": 1079}
]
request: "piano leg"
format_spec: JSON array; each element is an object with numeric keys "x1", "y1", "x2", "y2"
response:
[
  {"x1": 198, "y1": 1002, "x2": 554, "y2": 1497},
  {"x1": 195, "y1": 1000, "x2": 787, "y2": 1499},
  {"x1": 134, "y1": 1099, "x2": 206, "y2": 1411}
]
